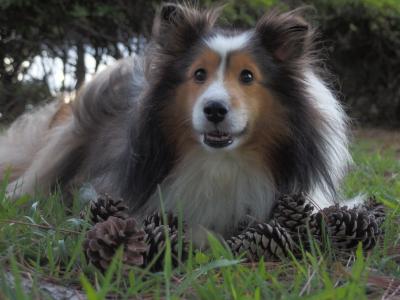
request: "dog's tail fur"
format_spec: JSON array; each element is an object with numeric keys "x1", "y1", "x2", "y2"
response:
[{"x1": 0, "y1": 102, "x2": 62, "y2": 183}]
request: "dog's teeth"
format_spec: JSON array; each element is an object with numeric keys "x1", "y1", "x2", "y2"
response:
[
  {"x1": 207, "y1": 136, "x2": 221, "y2": 141},
  {"x1": 206, "y1": 134, "x2": 229, "y2": 141},
  {"x1": 203, "y1": 132, "x2": 233, "y2": 148}
]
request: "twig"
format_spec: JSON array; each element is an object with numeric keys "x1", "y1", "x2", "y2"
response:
[
  {"x1": 334, "y1": 255, "x2": 354, "y2": 288},
  {"x1": 74, "y1": 289, "x2": 86, "y2": 300},
  {"x1": 5, "y1": 271, "x2": 85, "y2": 300},
  {"x1": 0, "y1": 219, "x2": 81, "y2": 235},
  {"x1": 299, "y1": 257, "x2": 323, "y2": 296},
  {"x1": 384, "y1": 283, "x2": 400, "y2": 299}
]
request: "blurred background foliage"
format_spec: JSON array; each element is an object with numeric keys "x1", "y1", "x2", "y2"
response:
[{"x1": 0, "y1": 0, "x2": 399, "y2": 125}]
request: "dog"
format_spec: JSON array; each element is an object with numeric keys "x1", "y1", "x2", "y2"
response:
[{"x1": 0, "y1": 4, "x2": 356, "y2": 246}]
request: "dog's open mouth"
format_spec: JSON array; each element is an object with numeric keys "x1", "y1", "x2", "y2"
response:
[{"x1": 203, "y1": 131, "x2": 233, "y2": 148}]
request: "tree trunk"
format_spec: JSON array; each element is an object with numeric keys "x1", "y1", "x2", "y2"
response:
[
  {"x1": 75, "y1": 42, "x2": 86, "y2": 90},
  {"x1": 113, "y1": 43, "x2": 122, "y2": 60},
  {"x1": 61, "y1": 47, "x2": 68, "y2": 92},
  {"x1": 94, "y1": 46, "x2": 102, "y2": 73}
]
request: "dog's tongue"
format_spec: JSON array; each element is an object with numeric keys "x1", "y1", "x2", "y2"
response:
[{"x1": 204, "y1": 131, "x2": 233, "y2": 148}]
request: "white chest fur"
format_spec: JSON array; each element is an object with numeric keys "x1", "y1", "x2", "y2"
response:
[{"x1": 143, "y1": 148, "x2": 275, "y2": 243}]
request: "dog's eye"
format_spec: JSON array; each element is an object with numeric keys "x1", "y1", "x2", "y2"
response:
[
  {"x1": 240, "y1": 70, "x2": 254, "y2": 84},
  {"x1": 194, "y1": 68, "x2": 207, "y2": 83}
]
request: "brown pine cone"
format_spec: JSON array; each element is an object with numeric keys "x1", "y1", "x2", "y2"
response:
[
  {"x1": 143, "y1": 212, "x2": 188, "y2": 271},
  {"x1": 143, "y1": 211, "x2": 179, "y2": 231},
  {"x1": 313, "y1": 205, "x2": 381, "y2": 251},
  {"x1": 362, "y1": 196, "x2": 386, "y2": 227},
  {"x1": 83, "y1": 216, "x2": 147, "y2": 272},
  {"x1": 82, "y1": 193, "x2": 129, "y2": 224},
  {"x1": 273, "y1": 193, "x2": 315, "y2": 235},
  {"x1": 227, "y1": 220, "x2": 294, "y2": 261}
]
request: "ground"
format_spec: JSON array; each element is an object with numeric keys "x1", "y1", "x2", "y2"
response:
[{"x1": 0, "y1": 129, "x2": 399, "y2": 299}]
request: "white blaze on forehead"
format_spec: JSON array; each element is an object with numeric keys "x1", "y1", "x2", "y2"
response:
[
  {"x1": 205, "y1": 32, "x2": 251, "y2": 57},
  {"x1": 205, "y1": 32, "x2": 251, "y2": 80}
]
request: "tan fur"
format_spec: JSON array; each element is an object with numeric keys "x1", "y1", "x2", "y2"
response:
[
  {"x1": 168, "y1": 49, "x2": 289, "y2": 173},
  {"x1": 49, "y1": 103, "x2": 72, "y2": 128},
  {"x1": 163, "y1": 50, "x2": 221, "y2": 156},
  {"x1": 225, "y1": 54, "x2": 290, "y2": 175},
  {"x1": 224, "y1": 52, "x2": 290, "y2": 155}
]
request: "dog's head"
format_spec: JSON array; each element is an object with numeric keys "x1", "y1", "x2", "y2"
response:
[{"x1": 151, "y1": 5, "x2": 314, "y2": 156}]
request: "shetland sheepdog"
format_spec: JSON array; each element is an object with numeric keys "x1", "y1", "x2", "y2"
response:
[{"x1": 0, "y1": 4, "x2": 356, "y2": 245}]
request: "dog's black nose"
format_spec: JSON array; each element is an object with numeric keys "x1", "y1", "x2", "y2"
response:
[{"x1": 203, "y1": 101, "x2": 228, "y2": 123}]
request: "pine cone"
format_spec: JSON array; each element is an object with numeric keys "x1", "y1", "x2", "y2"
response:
[
  {"x1": 82, "y1": 193, "x2": 129, "y2": 224},
  {"x1": 363, "y1": 196, "x2": 386, "y2": 227},
  {"x1": 227, "y1": 220, "x2": 294, "y2": 261},
  {"x1": 273, "y1": 193, "x2": 315, "y2": 235},
  {"x1": 313, "y1": 205, "x2": 381, "y2": 251},
  {"x1": 143, "y1": 211, "x2": 179, "y2": 231},
  {"x1": 83, "y1": 216, "x2": 147, "y2": 272},
  {"x1": 143, "y1": 212, "x2": 188, "y2": 271},
  {"x1": 236, "y1": 217, "x2": 256, "y2": 234}
]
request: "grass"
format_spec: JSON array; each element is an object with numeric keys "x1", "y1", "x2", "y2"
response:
[{"x1": 0, "y1": 136, "x2": 399, "y2": 299}]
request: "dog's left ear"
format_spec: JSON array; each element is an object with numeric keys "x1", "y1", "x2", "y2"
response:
[
  {"x1": 256, "y1": 10, "x2": 313, "y2": 62},
  {"x1": 152, "y1": 3, "x2": 221, "y2": 55}
]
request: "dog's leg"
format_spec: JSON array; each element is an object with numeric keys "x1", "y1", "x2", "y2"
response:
[{"x1": 6, "y1": 120, "x2": 83, "y2": 199}]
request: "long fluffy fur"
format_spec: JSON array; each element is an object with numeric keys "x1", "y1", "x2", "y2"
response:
[
  {"x1": 0, "y1": 4, "x2": 357, "y2": 245},
  {"x1": 0, "y1": 102, "x2": 60, "y2": 183}
]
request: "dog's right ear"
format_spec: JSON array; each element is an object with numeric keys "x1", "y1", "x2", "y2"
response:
[
  {"x1": 256, "y1": 9, "x2": 313, "y2": 63},
  {"x1": 152, "y1": 3, "x2": 221, "y2": 55}
]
